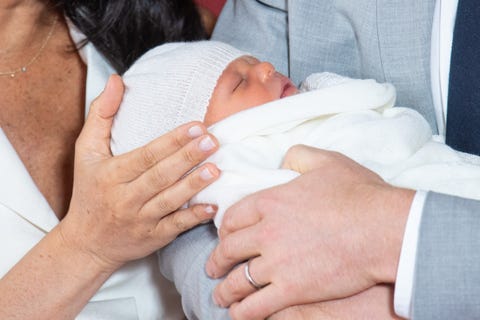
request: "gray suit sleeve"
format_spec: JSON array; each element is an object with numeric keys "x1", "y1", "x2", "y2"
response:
[
  {"x1": 158, "y1": 223, "x2": 230, "y2": 319},
  {"x1": 413, "y1": 192, "x2": 480, "y2": 319}
]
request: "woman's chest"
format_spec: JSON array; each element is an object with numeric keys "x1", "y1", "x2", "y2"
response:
[{"x1": 0, "y1": 56, "x2": 86, "y2": 219}]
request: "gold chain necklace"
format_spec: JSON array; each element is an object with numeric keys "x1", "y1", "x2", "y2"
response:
[{"x1": 0, "y1": 16, "x2": 59, "y2": 78}]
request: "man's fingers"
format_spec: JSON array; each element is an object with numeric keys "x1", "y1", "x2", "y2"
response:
[
  {"x1": 213, "y1": 257, "x2": 269, "y2": 308},
  {"x1": 281, "y1": 145, "x2": 331, "y2": 173},
  {"x1": 229, "y1": 284, "x2": 289, "y2": 320},
  {"x1": 219, "y1": 191, "x2": 268, "y2": 239},
  {"x1": 206, "y1": 226, "x2": 261, "y2": 278},
  {"x1": 77, "y1": 75, "x2": 124, "y2": 159}
]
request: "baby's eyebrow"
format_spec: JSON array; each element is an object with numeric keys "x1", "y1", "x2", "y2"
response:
[{"x1": 242, "y1": 55, "x2": 259, "y2": 65}]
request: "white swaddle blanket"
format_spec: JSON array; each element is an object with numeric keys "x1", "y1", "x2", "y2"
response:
[{"x1": 189, "y1": 73, "x2": 480, "y2": 227}]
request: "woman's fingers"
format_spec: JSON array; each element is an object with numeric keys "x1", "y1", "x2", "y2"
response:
[
  {"x1": 141, "y1": 162, "x2": 220, "y2": 220},
  {"x1": 77, "y1": 75, "x2": 124, "y2": 159},
  {"x1": 132, "y1": 133, "x2": 219, "y2": 200},
  {"x1": 153, "y1": 204, "x2": 218, "y2": 246},
  {"x1": 113, "y1": 122, "x2": 209, "y2": 181}
]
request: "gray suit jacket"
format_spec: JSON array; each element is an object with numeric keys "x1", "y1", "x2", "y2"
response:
[{"x1": 159, "y1": 1, "x2": 480, "y2": 318}]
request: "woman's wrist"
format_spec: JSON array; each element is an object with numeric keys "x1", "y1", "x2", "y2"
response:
[
  {"x1": 56, "y1": 214, "x2": 125, "y2": 275},
  {"x1": 0, "y1": 223, "x2": 116, "y2": 319}
]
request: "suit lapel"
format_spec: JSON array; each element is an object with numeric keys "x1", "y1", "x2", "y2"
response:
[
  {"x1": 376, "y1": 0, "x2": 438, "y2": 132},
  {"x1": 257, "y1": 0, "x2": 286, "y2": 10},
  {"x1": 0, "y1": 128, "x2": 59, "y2": 233}
]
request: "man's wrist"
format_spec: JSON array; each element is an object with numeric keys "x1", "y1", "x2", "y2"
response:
[{"x1": 372, "y1": 185, "x2": 415, "y2": 284}]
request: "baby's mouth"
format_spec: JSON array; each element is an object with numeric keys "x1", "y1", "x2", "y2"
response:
[{"x1": 280, "y1": 78, "x2": 299, "y2": 98}]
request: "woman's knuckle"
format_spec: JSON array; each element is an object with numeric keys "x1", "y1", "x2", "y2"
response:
[
  {"x1": 187, "y1": 173, "x2": 203, "y2": 190},
  {"x1": 140, "y1": 146, "x2": 158, "y2": 167},
  {"x1": 182, "y1": 148, "x2": 198, "y2": 164},
  {"x1": 172, "y1": 213, "x2": 188, "y2": 231},
  {"x1": 152, "y1": 166, "x2": 172, "y2": 188},
  {"x1": 191, "y1": 205, "x2": 207, "y2": 220},
  {"x1": 156, "y1": 194, "x2": 176, "y2": 213},
  {"x1": 171, "y1": 133, "x2": 185, "y2": 149}
]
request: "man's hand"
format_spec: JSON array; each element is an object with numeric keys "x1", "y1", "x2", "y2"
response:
[
  {"x1": 269, "y1": 284, "x2": 404, "y2": 320},
  {"x1": 206, "y1": 145, "x2": 414, "y2": 320}
]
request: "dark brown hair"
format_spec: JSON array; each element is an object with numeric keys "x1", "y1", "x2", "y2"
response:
[{"x1": 56, "y1": 0, "x2": 206, "y2": 74}]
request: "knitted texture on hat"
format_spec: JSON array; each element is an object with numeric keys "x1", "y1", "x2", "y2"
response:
[{"x1": 110, "y1": 41, "x2": 248, "y2": 155}]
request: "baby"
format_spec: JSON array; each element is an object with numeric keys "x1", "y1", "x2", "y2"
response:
[
  {"x1": 111, "y1": 41, "x2": 480, "y2": 227},
  {"x1": 111, "y1": 40, "x2": 298, "y2": 154}
]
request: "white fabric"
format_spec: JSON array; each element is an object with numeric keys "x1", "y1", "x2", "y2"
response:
[
  {"x1": 394, "y1": 190, "x2": 427, "y2": 317},
  {"x1": 111, "y1": 41, "x2": 248, "y2": 155},
  {"x1": 430, "y1": 0, "x2": 459, "y2": 137},
  {"x1": 187, "y1": 73, "x2": 480, "y2": 228},
  {"x1": 395, "y1": 1, "x2": 459, "y2": 317},
  {"x1": 0, "y1": 25, "x2": 184, "y2": 320}
]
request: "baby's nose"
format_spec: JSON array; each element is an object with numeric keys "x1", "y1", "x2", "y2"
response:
[{"x1": 254, "y1": 62, "x2": 275, "y2": 82}]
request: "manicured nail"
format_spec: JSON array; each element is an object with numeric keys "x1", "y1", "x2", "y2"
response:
[
  {"x1": 205, "y1": 205, "x2": 216, "y2": 214},
  {"x1": 199, "y1": 136, "x2": 216, "y2": 151},
  {"x1": 200, "y1": 168, "x2": 214, "y2": 181},
  {"x1": 188, "y1": 125, "x2": 203, "y2": 138}
]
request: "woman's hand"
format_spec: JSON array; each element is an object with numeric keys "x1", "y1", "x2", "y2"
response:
[
  {"x1": 205, "y1": 145, "x2": 414, "y2": 320},
  {"x1": 0, "y1": 75, "x2": 221, "y2": 319},
  {"x1": 60, "y1": 75, "x2": 221, "y2": 272}
]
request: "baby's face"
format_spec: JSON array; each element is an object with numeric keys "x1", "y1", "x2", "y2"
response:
[{"x1": 204, "y1": 56, "x2": 299, "y2": 126}]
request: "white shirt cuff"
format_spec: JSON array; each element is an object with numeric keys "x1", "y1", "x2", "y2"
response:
[{"x1": 394, "y1": 190, "x2": 427, "y2": 319}]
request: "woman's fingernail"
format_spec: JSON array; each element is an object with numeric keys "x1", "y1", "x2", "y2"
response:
[
  {"x1": 199, "y1": 136, "x2": 216, "y2": 151},
  {"x1": 188, "y1": 125, "x2": 203, "y2": 138},
  {"x1": 200, "y1": 168, "x2": 215, "y2": 181},
  {"x1": 205, "y1": 205, "x2": 217, "y2": 214}
]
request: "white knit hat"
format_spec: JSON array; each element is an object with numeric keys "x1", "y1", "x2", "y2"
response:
[{"x1": 110, "y1": 40, "x2": 248, "y2": 155}]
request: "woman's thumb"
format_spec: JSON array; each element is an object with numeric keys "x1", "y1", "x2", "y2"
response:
[{"x1": 76, "y1": 74, "x2": 124, "y2": 159}]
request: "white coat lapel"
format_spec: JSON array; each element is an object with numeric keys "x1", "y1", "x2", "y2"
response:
[
  {"x1": 376, "y1": 0, "x2": 438, "y2": 132},
  {"x1": 0, "y1": 128, "x2": 59, "y2": 233}
]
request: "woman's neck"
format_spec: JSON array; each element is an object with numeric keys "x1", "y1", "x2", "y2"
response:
[{"x1": 0, "y1": 1, "x2": 58, "y2": 55}]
